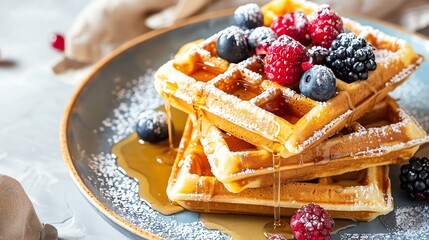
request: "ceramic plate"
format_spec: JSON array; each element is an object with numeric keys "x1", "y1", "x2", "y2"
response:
[{"x1": 61, "y1": 10, "x2": 429, "y2": 240}]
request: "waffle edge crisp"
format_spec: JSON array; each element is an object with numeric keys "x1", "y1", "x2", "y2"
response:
[
  {"x1": 200, "y1": 97, "x2": 429, "y2": 193},
  {"x1": 167, "y1": 117, "x2": 394, "y2": 222}
]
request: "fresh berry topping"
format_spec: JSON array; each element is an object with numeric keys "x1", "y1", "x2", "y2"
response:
[
  {"x1": 400, "y1": 157, "x2": 429, "y2": 201},
  {"x1": 50, "y1": 33, "x2": 65, "y2": 51},
  {"x1": 308, "y1": 46, "x2": 329, "y2": 65},
  {"x1": 308, "y1": 4, "x2": 343, "y2": 48},
  {"x1": 326, "y1": 32, "x2": 376, "y2": 83},
  {"x1": 136, "y1": 110, "x2": 172, "y2": 143},
  {"x1": 271, "y1": 11, "x2": 311, "y2": 46},
  {"x1": 234, "y1": 3, "x2": 264, "y2": 30},
  {"x1": 264, "y1": 35, "x2": 309, "y2": 85},
  {"x1": 216, "y1": 26, "x2": 249, "y2": 63},
  {"x1": 301, "y1": 62, "x2": 313, "y2": 71},
  {"x1": 290, "y1": 203, "x2": 334, "y2": 240},
  {"x1": 268, "y1": 234, "x2": 287, "y2": 240},
  {"x1": 248, "y1": 26, "x2": 277, "y2": 53},
  {"x1": 299, "y1": 65, "x2": 336, "y2": 101}
]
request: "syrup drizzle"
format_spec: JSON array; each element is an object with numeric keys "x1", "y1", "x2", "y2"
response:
[
  {"x1": 156, "y1": 99, "x2": 178, "y2": 165},
  {"x1": 113, "y1": 107, "x2": 358, "y2": 239},
  {"x1": 343, "y1": 92, "x2": 356, "y2": 110},
  {"x1": 263, "y1": 142, "x2": 290, "y2": 238}
]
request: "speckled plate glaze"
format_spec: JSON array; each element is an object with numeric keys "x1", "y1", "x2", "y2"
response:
[{"x1": 61, "y1": 10, "x2": 429, "y2": 240}]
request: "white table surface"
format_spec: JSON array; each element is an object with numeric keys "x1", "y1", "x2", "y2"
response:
[{"x1": 0, "y1": 0, "x2": 129, "y2": 239}]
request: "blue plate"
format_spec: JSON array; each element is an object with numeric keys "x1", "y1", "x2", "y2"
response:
[{"x1": 61, "y1": 10, "x2": 429, "y2": 240}]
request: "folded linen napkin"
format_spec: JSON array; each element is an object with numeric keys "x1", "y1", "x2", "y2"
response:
[
  {"x1": 0, "y1": 174, "x2": 58, "y2": 240},
  {"x1": 52, "y1": 0, "x2": 429, "y2": 77}
]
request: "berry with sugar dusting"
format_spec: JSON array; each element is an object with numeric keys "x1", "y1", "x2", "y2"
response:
[
  {"x1": 248, "y1": 26, "x2": 277, "y2": 55},
  {"x1": 326, "y1": 32, "x2": 376, "y2": 82},
  {"x1": 264, "y1": 35, "x2": 309, "y2": 85},
  {"x1": 136, "y1": 110, "x2": 172, "y2": 143},
  {"x1": 300, "y1": 65, "x2": 336, "y2": 101},
  {"x1": 308, "y1": 4, "x2": 343, "y2": 48},
  {"x1": 216, "y1": 26, "x2": 249, "y2": 63},
  {"x1": 308, "y1": 46, "x2": 329, "y2": 65},
  {"x1": 290, "y1": 203, "x2": 334, "y2": 240},
  {"x1": 268, "y1": 234, "x2": 287, "y2": 240},
  {"x1": 271, "y1": 11, "x2": 311, "y2": 46},
  {"x1": 400, "y1": 157, "x2": 429, "y2": 201},
  {"x1": 234, "y1": 3, "x2": 264, "y2": 30}
]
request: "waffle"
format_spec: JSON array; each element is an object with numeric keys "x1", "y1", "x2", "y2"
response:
[
  {"x1": 200, "y1": 96, "x2": 429, "y2": 193},
  {"x1": 167, "y1": 117, "x2": 394, "y2": 221},
  {"x1": 154, "y1": 0, "x2": 424, "y2": 158}
]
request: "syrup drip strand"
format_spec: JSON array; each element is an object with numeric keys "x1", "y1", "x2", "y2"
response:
[
  {"x1": 263, "y1": 144, "x2": 291, "y2": 238},
  {"x1": 273, "y1": 150, "x2": 282, "y2": 226},
  {"x1": 156, "y1": 99, "x2": 178, "y2": 165}
]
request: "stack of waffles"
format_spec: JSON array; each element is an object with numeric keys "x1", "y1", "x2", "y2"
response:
[{"x1": 154, "y1": 0, "x2": 429, "y2": 221}]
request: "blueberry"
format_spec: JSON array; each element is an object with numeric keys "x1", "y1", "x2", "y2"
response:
[
  {"x1": 247, "y1": 26, "x2": 277, "y2": 50},
  {"x1": 234, "y1": 3, "x2": 263, "y2": 30},
  {"x1": 216, "y1": 26, "x2": 249, "y2": 63},
  {"x1": 299, "y1": 65, "x2": 336, "y2": 101},
  {"x1": 135, "y1": 110, "x2": 172, "y2": 143}
]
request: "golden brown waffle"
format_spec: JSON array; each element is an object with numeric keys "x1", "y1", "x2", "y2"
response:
[
  {"x1": 200, "y1": 96, "x2": 429, "y2": 193},
  {"x1": 154, "y1": 0, "x2": 424, "y2": 158},
  {"x1": 167, "y1": 118, "x2": 394, "y2": 221}
]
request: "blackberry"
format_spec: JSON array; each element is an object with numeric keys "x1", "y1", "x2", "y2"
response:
[
  {"x1": 399, "y1": 157, "x2": 429, "y2": 201},
  {"x1": 326, "y1": 32, "x2": 377, "y2": 83},
  {"x1": 308, "y1": 46, "x2": 329, "y2": 65}
]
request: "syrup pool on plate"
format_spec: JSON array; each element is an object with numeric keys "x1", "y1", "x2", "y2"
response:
[
  {"x1": 111, "y1": 106, "x2": 187, "y2": 215},
  {"x1": 111, "y1": 106, "x2": 357, "y2": 239}
]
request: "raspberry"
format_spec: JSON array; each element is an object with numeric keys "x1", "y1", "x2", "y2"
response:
[
  {"x1": 400, "y1": 157, "x2": 429, "y2": 201},
  {"x1": 271, "y1": 11, "x2": 311, "y2": 46},
  {"x1": 308, "y1": 4, "x2": 343, "y2": 48},
  {"x1": 290, "y1": 203, "x2": 334, "y2": 240},
  {"x1": 326, "y1": 32, "x2": 376, "y2": 82},
  {"x1": 50, "y1": 33, "x2": 65, "y2": 51},
  {"x1": 264, "y1": 35, "x2": 309, "y2": 85}
]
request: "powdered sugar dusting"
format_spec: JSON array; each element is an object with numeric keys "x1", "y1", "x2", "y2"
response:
[
  {"x1": 219, "y1": 26, "x2": 247, "y2": 46},
  {"x1": 82, "y1": 69, "x2": 229, "y2": 239},
  {"x1": 298, "y1": 109, "x2": 353, "y2": 151},
  {"x1": 341, "y1": 205, "x2": 429, "y2": 239},
  {"x1": 234, "y1": 3, "x2": 262, "y2": 26}
]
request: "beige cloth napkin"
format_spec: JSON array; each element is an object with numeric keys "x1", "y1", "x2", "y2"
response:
[
  {"x1": 52, "y1": 0, "x2": 429, "y2": 77},
  {"x1": 0, "y1": 174, "x2": 58, "y2": 240}
]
